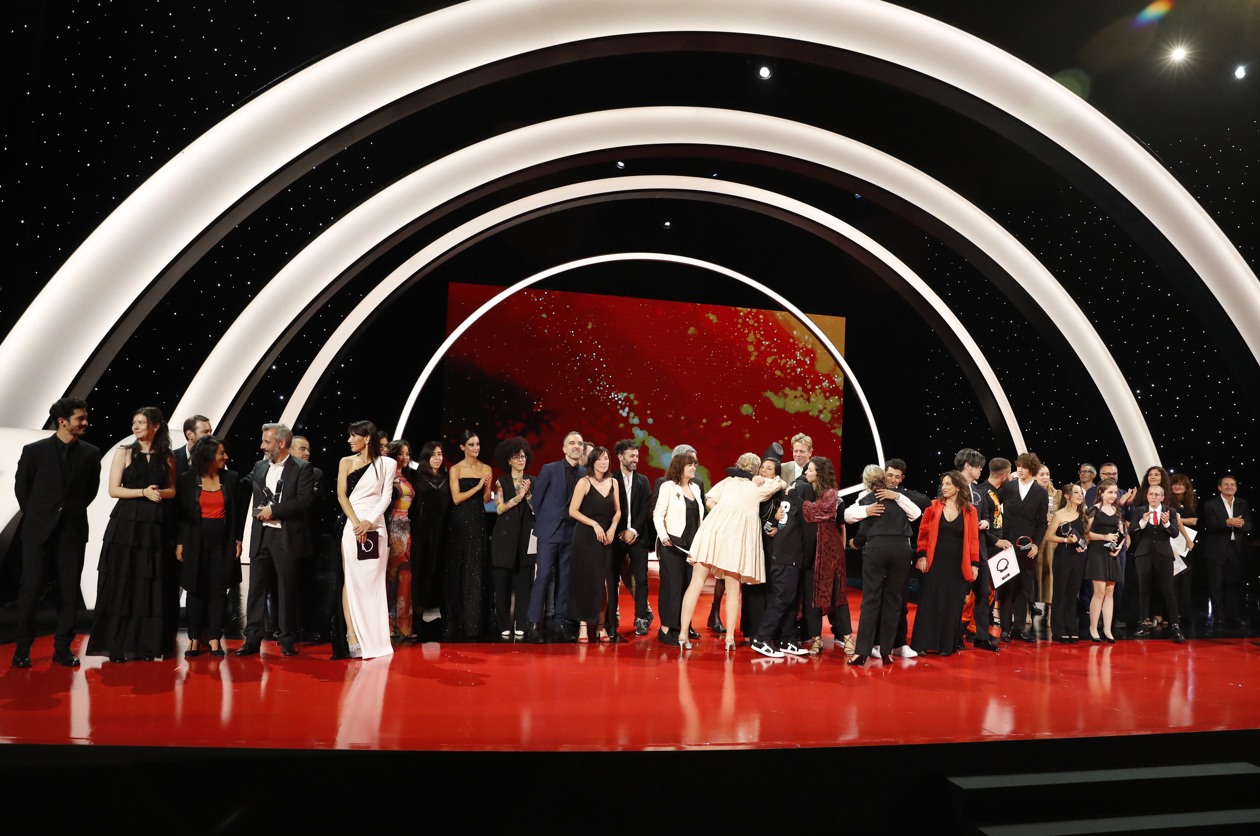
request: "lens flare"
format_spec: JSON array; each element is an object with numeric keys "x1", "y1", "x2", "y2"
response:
[{"x1": 1135, "y1": 0, "x2": 1173, "y2": 26}]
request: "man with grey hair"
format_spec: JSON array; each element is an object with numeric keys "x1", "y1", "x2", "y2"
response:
[{"x1": 237, "y1": 422, "x2": 315, "y2": 657}]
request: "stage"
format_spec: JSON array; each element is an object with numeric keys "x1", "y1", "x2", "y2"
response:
[{"x1": 4, "y1": 589, "x2": 1258, "y2": 753}]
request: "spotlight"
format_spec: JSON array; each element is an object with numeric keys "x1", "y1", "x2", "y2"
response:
[
  {"x1": 1236, "y1": 65, "x2": 1247, "y2": 79},
  {"x1": 1169, "y1": 46, "x2": 1188, "y2": 62},
  {"x1": 662, "y1": 220, "x2": 672, "y2": 230},
  {"x1": 615, "y1": 161, "x2": 625, "y2": 169},
  {"x1": 758, "y1": 65, "x2": 772, "y2": 79}
]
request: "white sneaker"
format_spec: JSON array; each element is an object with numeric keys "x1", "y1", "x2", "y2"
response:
[
  {"x1": 890, "y1": 645, "x2": 918, "y2": 658},
  {"x1": 751, "y1": 638, "x2": 784, "y2": 658},
  {"x1": 871, "y1": 645, "x2": 881, "y2": 658},
  {"x1": 779, "y1": 641, "x2": 810, "y2": 657}
]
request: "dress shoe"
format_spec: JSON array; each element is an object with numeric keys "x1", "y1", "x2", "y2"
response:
[
  {"x1": 657, "y1": 628, "x2": 679, "y2": 646},
  {"x1": 11, "y1": 648, "x2": 32, "y2": 668},
  {"x1": 1171, "y1": 625, "x2": 1186, "y2": 644},
  {"x1": 688, "y1": 627, "x2": 701, "y2": 641},
  {"x1": 1030, "y1": 605, "x2": 1044, "y2": 617},
  {"x1": 973, "y1": 639, "x2": 1000, "y2": 652},
  {"x1": 52, "y1": 649, "x2": 81, "y2": 667},
  {"x1": 525, "y1": 624, "x2": 546, "y2": 644},
  {"x1": 234, "y1": 644, "x2": 261, "y2": 657},
  {"x1": 1000, "y1": 630, "x2": 1012, "y2": 643},
  {"x1": 634, "y1": 616, "x2": 651, "y2": 636},
  {"x1": 1015, "y1": 632, "x2": 1036, "y2": 643},
  {"x1": 279, "y1": 640, "x2": 298, "y2": 657}
]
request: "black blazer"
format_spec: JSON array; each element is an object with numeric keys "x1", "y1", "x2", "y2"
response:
[
  {"x1": 771, "y1": 489, "x2": 808, "y2": 567},
  {"x1": 614, "y1": 469, "x2": 652, "y2": 545},
  {"x1": 997, "y1": 479, "x2": 1050, "y2": 551},
  {"x1": 246, "y1": 455, "x2": 315, "y2": 559},
  {"x1": 176, "y1": 468, "x2": 246, "y2": 592},
  {"x1": 1128, "y1": 503, "x2": 1181, "y2": 558},
  {"x1": 1197, "y1": 495, "x2": 1253, "y2": 558},
  {"x1": 174, "y1": 444, "x2": 192, "y2": 478},
  {"x1": 14, "y1": 435, "x2": 102, "y2": 545},
  {"x1": 490, "y1": 474, "x2": 535, "y2": 570}
]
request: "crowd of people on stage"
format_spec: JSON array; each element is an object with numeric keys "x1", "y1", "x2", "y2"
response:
[{"x1": 8, "y1": 396, "x2": 1256, "y2": 669}]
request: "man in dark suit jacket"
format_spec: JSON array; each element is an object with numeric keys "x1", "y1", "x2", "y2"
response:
[
  {"x1": 1198, "y1": 474, "x2": 1253, "y2": 630},
  {"x1": 236, "y1": 422, "x2": 315, "y2": 657},
  {"x1": 613, "y1": 439, "x2": 652, "y2": 635},
  {"x1": 1129, "y1": 484, "x2": 1185, "y2": 642},
  {"x1": 12, "y1": 397, "x2": 101, "y2": 668},
  {"x1": 955, "y1": 449, "x2": 1001, "y2": 652},
  {"x1": 290, "y1": 435, "x2": 330, "y2": 642},
  {"x1": 173, "y1": 414, "x2": 212, "y2": 478},
  {"x1": 996, "y1": 452, "x2": 1049, "y2": 642},
  {"x1": 525, "y1": 431, "x2": 586, "y2": 642}
]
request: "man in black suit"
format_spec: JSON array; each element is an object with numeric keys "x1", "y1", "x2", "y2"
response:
[
  {"x1": 12, "y1": 397, "x2": 101, "y2": 668},
  {"x1": 173, "y1": 414, "x2": 212, "y2": 478},
  {"x1": 613, "y1": 439, "x2": 652, "y2": 636},
  {"x1": 996, "y1": 452, "x2": 1049, "y2": 643},
  {"x1": 236, "y1": 422, "x2": 315, "y2": 657},
  {"x1": 751, "y1": 486, "x2": 806, "y2": 657},
  {"x1": 525, "y1": 431, "x2": 586, "y2": 643},
  {"x1": 290, "y1": 435, "x2": 330, "y2": 642},
  {"x1": 1198, "y1": 474, "x2": 1253, "y2": 631},
  {"x1": 956, "y1": 448, "x2": 1001, "y2": 652},
  {"x1": 1129, "y1": 484, "x2": 1185, "y2": 642}
]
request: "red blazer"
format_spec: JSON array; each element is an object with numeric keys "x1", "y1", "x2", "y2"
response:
[{"x1": 916, "y1": 500, "x2": 979, "y2": 582}]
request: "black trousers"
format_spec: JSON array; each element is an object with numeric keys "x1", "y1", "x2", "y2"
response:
[
  {"x1": 803, "y1": 568, "x2": 853, "y2": 638},
  {"x1": 1206, "y1": 542, "x2": 1244, "y2": 621},
  {"x1": 616, "y1": 540, "x2": 651, "y2": 621},
  {"x1": 245, "y1": 529, "x2": 300, "y2": 644},
  {"x1": 999, "y1": 551, "x2": 1037, "y2": 633},
  {"x1": 493, "y1": 563, "x2": 534, "y2": 633},
  {"x1": 969, "y1": 556, "x2": 992, "y2": 637},
  {"x1": 185, "y1": 519, "x2": 231, "y2": 642},
  {"x1": 854, "y1": 537, "x2": 912, "y2": 655},
  {"x1": 1051, "y1": 550, "x2": 1086, "y2": 637},
  {"x1": 1135, "y1": 550, "x2": 1180, "y2": 623},
  {"x1": 14, "y1": 529, "x2": 86, "y2": 652},
  {"x1": 656, "y1": 543, "x2": 692, "y2": 631},
  {"x1": 1174, "y1": 552, "x2": 1193, "y2": 623},
  {"x1": 754, "y1": 562, "x2": 802, "y2": 643}
]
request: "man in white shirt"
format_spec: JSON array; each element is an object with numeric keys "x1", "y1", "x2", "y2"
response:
[
  {"x1": 174, "y1": 414, "x2": 212, "y2": 477},
  {"x1": 613, "y1": 440, "x2": 653, "y2": 636},
  {"x1": 1199, "y1": 475, "x2": 1253, "y2": 631}
]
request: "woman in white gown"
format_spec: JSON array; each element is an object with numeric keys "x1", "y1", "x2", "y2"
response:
[{"x1": 335, "y1": 420, "x2": 397, "y2": 660}]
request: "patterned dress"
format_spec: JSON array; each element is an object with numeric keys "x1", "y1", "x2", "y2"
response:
[{"x1": 388, "y1": 472, "x2": 415, "y2": 637}]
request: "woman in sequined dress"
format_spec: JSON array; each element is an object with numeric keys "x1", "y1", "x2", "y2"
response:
[
  {"x1": 386, "y1": 440, "x2": 416, "y2": 640},
  {"x1": 444, "y1": 430, "x2": 493, "y2": 640}
]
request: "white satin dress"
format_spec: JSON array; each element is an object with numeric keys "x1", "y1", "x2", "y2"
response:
[{"x1": 341, "y1": 456, "x2": 397, "y2": 659}]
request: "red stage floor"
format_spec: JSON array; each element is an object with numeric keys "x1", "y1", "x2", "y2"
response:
[{"x1": 3, "y1": 589, "x2": 1259, "y2": 752}]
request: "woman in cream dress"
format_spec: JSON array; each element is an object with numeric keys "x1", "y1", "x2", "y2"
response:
[
  {"x1": 336, "y1": 420, "x2": 397, "y2": 660},
  {"x1": 677, "y1": 452, "x2": 787, "y2": 651}
]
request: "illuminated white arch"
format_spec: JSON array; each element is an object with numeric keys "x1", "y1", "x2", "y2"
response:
[
  {"x1": 275, "y1": 175, "x2": 1025, "y2": 455},
  {"x1": 1, "y1": 0, "x2": 1256, "y2": 436},
  {"x1": 49, "y1": 106, "x2": 1163, "y2": 606},
  {"x1": 394, "y1": 252, "x2": 881, "y2": 498}
]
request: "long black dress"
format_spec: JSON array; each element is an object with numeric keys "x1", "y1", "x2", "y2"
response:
[
  {"x1": 910, "y1": 512, "x2": 968, "y2": 655},
  {"x1": 570, "y1": 481, "x2": 616, "y2": 625},
  {"x1": 410, "y1": 468, "x2": 450, "y2": 617},
  {"x1": 443, "y1": 477, "x2": 490, "y2": 640},
  {"x1": 1085, "y1": 509, "x2": 1121, "y2": 582},
  {"x1": 87, "y1": 449, "x2": 172, "y2": 660}
]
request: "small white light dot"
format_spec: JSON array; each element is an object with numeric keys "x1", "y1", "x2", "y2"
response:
[{"x1": 758, "y1": 65, "x2": 772, "y2": 79}]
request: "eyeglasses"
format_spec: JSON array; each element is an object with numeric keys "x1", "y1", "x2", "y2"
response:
[{"x1": 510, "y1": 453, "x2": 527, "y2": 461}]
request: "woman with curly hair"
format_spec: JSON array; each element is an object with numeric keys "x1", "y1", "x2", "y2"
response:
[
  {"x1": 910, "y1": 471, "x2": 979, "y2": 656},
  {"x1": 801, "y1": 456, "x2": 851, "y2": 655}
]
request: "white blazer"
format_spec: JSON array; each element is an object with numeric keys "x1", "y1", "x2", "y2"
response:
[{"x1": 653, "y1": 479, "x2": 705, "y2": 543}]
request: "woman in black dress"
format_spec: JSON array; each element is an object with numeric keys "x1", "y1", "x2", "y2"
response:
[
  {"x1": 651, "y1": 453, "x2": 703, "y2": 646},
  {"x1": 409, "y1": 441, "x2": 450, "y2": 629},
  {"x1": 1085, "y1": 480, "x2": 1124, "y2": 642},
  {"x1": 87, "y1": 406, "x2": 177, "y2": 662},
  {"x1": 444, "y1": 431, "x2": 493, "y2": 641},
  {"x1": 568, "y1": 446, "x2": 621, "y2": 643},
  {"x1": 491, "y1": 437, "x2": 534, "y2": 640},
  {"x1": 1047, "y1": 483, "x2": 1087, "y2": 643},
  {"x1": 910, "y1": 471, "x2": 979, "y2": 656},
  {"x1": 176, "y1": 436, "x2": 243, "y2": 657}
]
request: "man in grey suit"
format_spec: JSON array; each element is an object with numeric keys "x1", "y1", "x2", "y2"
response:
[{"x1": 780, "y1": 433, "x2": 813, "y2": 486}]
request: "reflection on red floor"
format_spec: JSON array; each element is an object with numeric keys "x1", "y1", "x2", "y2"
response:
[{"x1": 2, "y1": 589, "x2": 1258, "y2": 752}]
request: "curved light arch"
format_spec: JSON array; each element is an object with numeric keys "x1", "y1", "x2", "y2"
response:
[
  {"x1": 1, "y1": 0, "x2": 1256, "y2": 435},
  {"x1": 51, "y1": 106, "x2": 1163, "y2": 607},
  {"x1": 398, "y1": 252, "x2": 882, "y2": 498},
  {"x1": 276, "y1": 175, "x2": 1025, "y2": 455}
]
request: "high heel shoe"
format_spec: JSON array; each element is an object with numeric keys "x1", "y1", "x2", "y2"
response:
[
  {"x1": 1103, "y1": 633, "x2": 1116, "y2": 644},
  {"x1": 679, "y1": 633, "x2": 693, "y2": 650},
  {"x1": 708, "y1": 612, "x2": 726, "y2": 634},
  {"x1": 848, "y1": 654, "x2": 868, "y2": 666},
  {"x1": 1089, "y1": 632, "x2": 1102, "y2": 643},
  {"x1": 725, "y1": 639, "x2": 736, "y2": 652}
]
